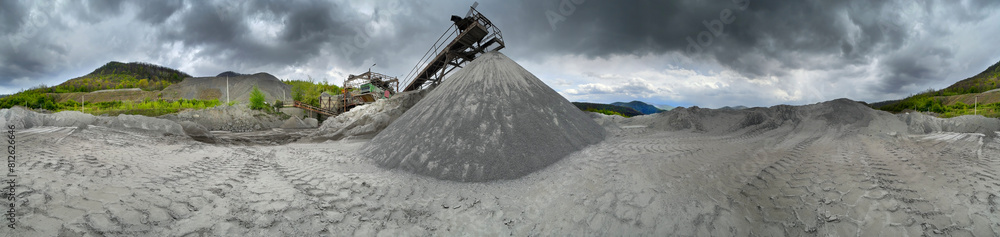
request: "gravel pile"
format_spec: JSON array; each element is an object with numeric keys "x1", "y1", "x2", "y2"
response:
[
  {"x1": 161, "y1": 72, "x2": 292, "y2": 103},
  {"x1": 620, "y1": 98, "x2": 1000, "y2": 138},
  {"x1": 310, "y1": 88, "x2": 432, "y2": 140},
  {"x1": 899, "y1": 112, "x2": 1000, "y2": 136},
  {"x1": 160, "y1": 105, "x2": 286, "y2": 132},
  {"x1": 0, "y1": 107, "x2": 189, "y2": 137},
  {"x1": 363, "y1": 52, "x2": 606, "y2": 182},
  {"x1": 280, "y1": 116, "x2": 312, "y2": 129}
]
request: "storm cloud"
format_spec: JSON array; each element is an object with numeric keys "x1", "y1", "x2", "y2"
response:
[{"x1": 1, "y1": 0, "x2": 999, "y2": 107}]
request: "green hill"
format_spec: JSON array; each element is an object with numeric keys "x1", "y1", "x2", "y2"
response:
[
  {"x1": 572, "y1": 102, "x2": 643, "y2": 117},
  {"x1": 940, "y1": 60, "x2": 1000, "y2": 95},
  {"x1": 0, "y1": 62, "x2": 208, "y2": 114},
  {"x1": 47, "y1": 61, "x2": 192, "y2": 93},
  {"x1": 876, "y1": 59, "x2": 1000, "y2": 117}
]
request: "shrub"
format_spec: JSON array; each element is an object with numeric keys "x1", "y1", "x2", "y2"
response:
[{"x1": 249, "y1": 85, "x2": 266, "y2": 110}]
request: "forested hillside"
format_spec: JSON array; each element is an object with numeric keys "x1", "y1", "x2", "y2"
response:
[{"x1": 47, "y1": 61, "x2": 191, "y2": 93}]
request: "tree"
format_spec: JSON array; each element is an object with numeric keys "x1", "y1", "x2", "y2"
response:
[
  {"x1": 138, "y1": 79, "x2": 149, "y2": 90},
  {"x1": 292, "y1": 85, "x2": 305, "y2": 102},
  {"x1": 249, "y1": 85, "x2": 266, "y2": 110}
]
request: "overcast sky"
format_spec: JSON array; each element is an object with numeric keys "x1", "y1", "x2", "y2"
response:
[{"x1": 2, "y1": 0, "x2": 1000, "y2": 108}]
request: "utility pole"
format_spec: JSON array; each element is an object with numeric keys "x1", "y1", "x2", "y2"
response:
[
  {"x1": 226, "y1": 76, "x2": 230, "y2": 104},
  {"x1": 81, "y1": 95, "x2": 85, "y2": 113},
  {"x1": 975, "y1": 95, "x2": 979, "y2": 115}
]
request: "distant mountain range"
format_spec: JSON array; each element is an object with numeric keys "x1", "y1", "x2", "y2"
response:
[
  {"x1": 572, "y1": 100, "x2": 674, "y2": 117},
  {"x1": 611, "y1": 101, "x2": 665, "y2": 115}
]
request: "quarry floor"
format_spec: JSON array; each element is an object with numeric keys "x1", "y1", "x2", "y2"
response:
[{"x1": 5, "y1": 124, "x2": 1000, "y2": 236}]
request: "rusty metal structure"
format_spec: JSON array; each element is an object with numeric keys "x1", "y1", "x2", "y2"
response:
[
  {"x1": 319, "y1": 92, "x2": 335, "y2": 110},
  {"x1": 293, "y1": 100, "x2": 336, "y2": 117},
  {"x1": 334, "y1": 71, "x2": 400, "y2": 112},
  {"x1": 400, "y1": 3, "x2": 505, "y2": 92},
  {"x1": 294, "y1": 71, "x2": 399, "y2": 117},
  {"x1": 292, "y1": 2, "x2": 504, "y2": 118}
]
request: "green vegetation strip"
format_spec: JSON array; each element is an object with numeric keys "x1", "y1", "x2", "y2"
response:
[
  {"x1": 283, "y1": 79, "x2": 342, "y2": 108},
  {"x1": 877, "y1": 93, "x2": 1000, "y2": 118},
  {"x1": 0, "y1": 89, "x2": 221, "y2": 117},
  {"x1": 585, "y1": 108, "x2": 631, "y2": 118},
  {"x1": 79, "y1": 99, "x2": 222, "y2": 117}
]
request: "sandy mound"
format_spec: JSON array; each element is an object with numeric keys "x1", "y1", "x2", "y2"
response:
[
  {"x1": 176, "y1": 120, "x2": 215, "y2": 142},
  {"x1": 99, "y1": 114, "x2": 186, "y2": 136},
  {"x1": 161, "y1": 72, "x2": 292, "y2": 103},
  {"x1": 0, "y1": 106, "x2": 47, "y2": 129},
  {"x1": 43, "y1": 111, "x2": 99, "y2": 128},
  {"x1": 280, "y1": 116, "x2": 311, "y2": 129},
  {"x1": 310, "y1": 88, "x2": 431, "y2": 140},
  {"x1": 0, "y1": 107, "x2": 189, "y2": 137},
  {"x1": 363, "y1": 52, "x2": 606, "y2": 182},
  {"x1": 303, "y1": 118, "x2": 318, "y2": 127},
  {"x1": 900, "y1": 112, "x2": 1000, "y2": 135},
  {"x1": 620, "y1": 98, "x2": 1000, "y2": 138},
  {"x1": 160, "y1": 105, "x2": 286, "y2": 132}
]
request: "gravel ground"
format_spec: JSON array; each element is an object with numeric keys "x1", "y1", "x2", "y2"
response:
[{"x1": 2, "y1": 98, "x2": 999, "y2": 236}]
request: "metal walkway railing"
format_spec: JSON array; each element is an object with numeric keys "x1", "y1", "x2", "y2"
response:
[{"x1": 292, "y1": 100, "x2": 337, "y2": 117}]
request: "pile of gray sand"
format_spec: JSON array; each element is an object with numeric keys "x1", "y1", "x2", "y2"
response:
[
  {"x1": 899, "y1": 112, "x2": 1000, "y2": 135},
  {"x1": 0, "y1": 107, "x2": 190, "y2": 137},
  {"x1": 160, "y1": 105, "x2": 287, "y2": 132},
  {"x1": 620, "y1": 98, "x2": 1000, "y2": 137},
  {"x1": 280, "y1": 116, "x2": 315, "y2": 129},
  {"x1": 362, "y1": 52, "x2": 606, "y2": 182},
  {"x1": 310, "y1": 88, "x2": 431, "y2": 140},
  {"x1": 161, "y1": 72, "x2": 291, "y2": 103}
]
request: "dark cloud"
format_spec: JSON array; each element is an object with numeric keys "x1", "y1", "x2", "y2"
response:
[
  {"x1": 0, "y1": 0, "x2": 70, "y2": 90},
  {"x1": 280, "y1": 2, "x2": 338, "y2": 43},
  {"x1": 503, "y1": 0, "x2": 901, "y2": 75},
  {"x1": 0, "y1": 0, "x2": 26, "y2": 34},
  {"x1": 165, "y1": 1, "x2": 247, "y2": 47},
  {"x1": 86, "y1": 0, "x2": 125, "y2": 15},
  {"x1": 498, "y1": 0, "x2": 999, "y2": 93},
  {"x1": 875, "y1": 45, "x2": 955, "y2": 94},
  {"x1": 63, "y1": 0, "x2": 126, "y2": 23},
  {"x1": 135, "y1": 0, "x2": 183, "y2": 24},
  {"x1": 1, "y1": 0, "x2": 999, "y2": 105}
]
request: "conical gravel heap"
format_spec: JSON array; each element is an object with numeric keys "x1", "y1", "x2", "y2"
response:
[{"x1": 363, "y1": 52, "x2": 605, "y2": 182}]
